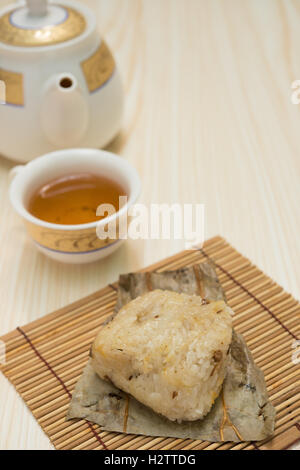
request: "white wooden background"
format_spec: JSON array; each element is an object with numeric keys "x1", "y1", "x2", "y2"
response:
[{"x1": 0, "y1": 0, "x2": 299, "y2": 449}]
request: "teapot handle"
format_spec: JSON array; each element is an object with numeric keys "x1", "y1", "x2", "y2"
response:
[{"x1": 26, "y1": 0, "x2": 48, "y2": 16}]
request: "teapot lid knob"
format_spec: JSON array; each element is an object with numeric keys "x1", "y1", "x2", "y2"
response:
[
  {"x1": 26, "y1": 0, "x2": 48, "y2": 16},
  {"x1": 0, "y1": 0, "x2": 90, "y2": 47}
]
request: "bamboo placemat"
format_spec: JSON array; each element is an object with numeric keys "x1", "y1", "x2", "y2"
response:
[{"x1": 1, "y1": 236, "x2": 299, "y2": 450}]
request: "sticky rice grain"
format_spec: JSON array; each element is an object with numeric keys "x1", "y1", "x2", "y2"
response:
[{"x1": 92, "y1": 289, "x2": 233, "y2": 422}]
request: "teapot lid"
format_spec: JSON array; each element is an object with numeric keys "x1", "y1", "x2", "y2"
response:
[{"x1": 0, "y1": 0, "x2": 88, "y2": 47}]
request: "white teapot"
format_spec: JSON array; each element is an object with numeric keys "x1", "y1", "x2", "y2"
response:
[{"x1": 0, "y1": 0, "x2": 123, "y2": 162}]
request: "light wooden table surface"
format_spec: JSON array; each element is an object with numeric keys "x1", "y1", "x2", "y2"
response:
[{"x1": 0, "y1": 0, "x2": 299, "y2": 450}]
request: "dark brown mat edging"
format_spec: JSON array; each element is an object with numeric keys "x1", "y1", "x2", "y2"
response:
[
  {"x1": 16, "y1": 327, "x2": 108, "y2": 450},
  {"x1": 0, "y1": 236, "x2": 297, "y2": 450}
]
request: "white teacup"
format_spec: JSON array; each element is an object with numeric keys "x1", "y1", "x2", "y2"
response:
[{"x1": 9, "y1": 148, "x2": 141, "y2": 263}]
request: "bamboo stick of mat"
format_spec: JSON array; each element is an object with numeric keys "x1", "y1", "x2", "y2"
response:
[{"x1": 0, "y1": 236, "x2": 299, "y2": 450}]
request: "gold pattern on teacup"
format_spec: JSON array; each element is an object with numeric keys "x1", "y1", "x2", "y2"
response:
[
  {"x1": 81, "y1": 41, "x2": 115, "y2": 93},
  {"x1": 0, "y1": 68, "x2": 24, "y2": 106},
  {"x1": 25, "y1": 222, "x2": 117, "y2": 253},
  {"x1": 0, "y1": 7, "x2": 86, "y2": 47}
]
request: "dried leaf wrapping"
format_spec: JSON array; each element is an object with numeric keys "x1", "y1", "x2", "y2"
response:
[{"x1": 67, "y1": 263, "x2": 275, "y2": 442}]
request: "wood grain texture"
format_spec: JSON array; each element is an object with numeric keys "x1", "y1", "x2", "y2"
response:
[
  {"x1": 0, "y1": 237, "x2": 299, "y2": 450},
  {"x1": 0, "y1": 0, "x2": 299, "y2": 449}
]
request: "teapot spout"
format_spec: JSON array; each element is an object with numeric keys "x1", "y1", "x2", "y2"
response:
[{"x1": 41, "y1": 73, "x2": 89, "y2": 148}]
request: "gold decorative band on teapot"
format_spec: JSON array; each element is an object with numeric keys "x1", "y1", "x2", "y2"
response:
[
  {"x1": 0, "y1": 68, "x2": 24, "y2": 106},
  {"x1": 0, "y1": 6, "x2": 86, "y2": 47},
  {"x1": 25, "y1": 221, "x2": 118, "y2": 254},
  {"x1": 81, "y1": 41, "x2": 115, "y2": 93}
]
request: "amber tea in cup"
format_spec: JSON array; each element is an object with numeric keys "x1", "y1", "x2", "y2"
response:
[{"x1": 28, "y1": 173, "x2": 126, "y2": 225}]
